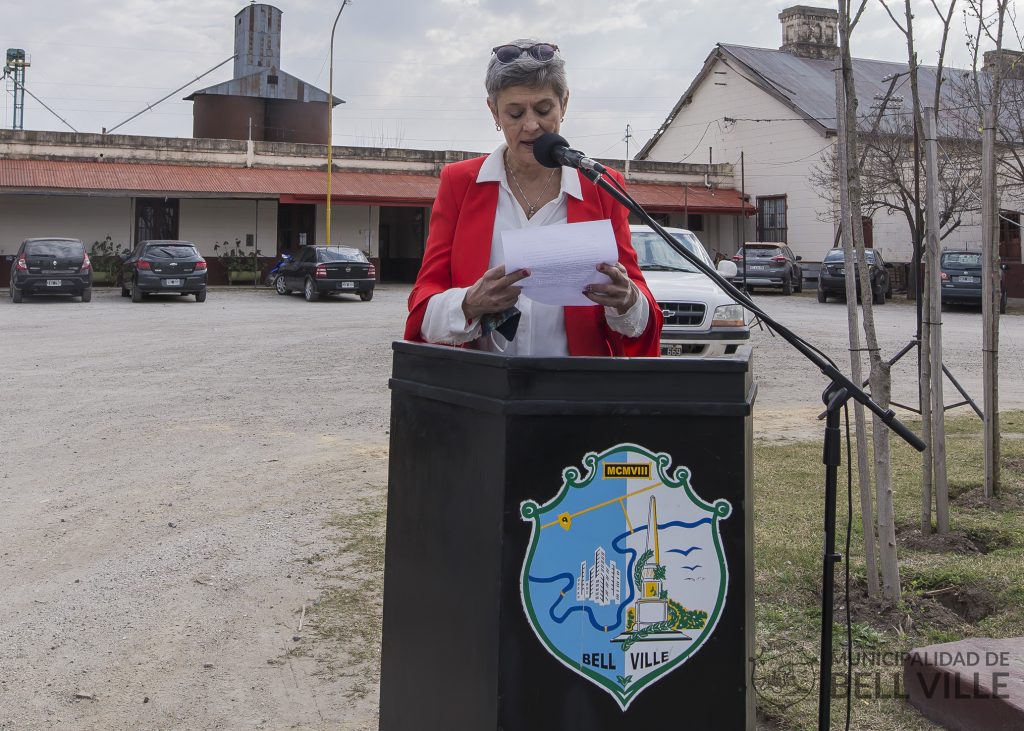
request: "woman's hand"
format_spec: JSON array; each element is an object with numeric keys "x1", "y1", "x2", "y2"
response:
[
  {"x1": 462, "y1": 265, "x2": 530, "y2": 322},
  {"x1": 584, "y1": 262, "x2": 639, "y2": 314}
]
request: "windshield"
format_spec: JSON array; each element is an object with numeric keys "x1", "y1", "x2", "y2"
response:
[
  {"x1": 318, "y1": 247, "x2": 368, "y2": 263},
  {"x1": 740, "y1": 246, "x2": 782, "y2": 258},
  {"x1": 630, "y1": 231, "x2": 711, "y2": 273},
  {"x1": 942, "y1": 252, "x2": 982, "y2": 268},
  {"x1": 824, "y1": 249, "x2": 876, "y2": 263},
  {"x1": 146, "y1": 244, "x2": 199, "y2": 259},
  {"x1": 25, "y1": 241, "x2": 84, "y2": 258}
]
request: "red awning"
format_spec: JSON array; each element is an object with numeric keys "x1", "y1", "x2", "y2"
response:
[
  {"x1": 0, "y1": 159, "x2": 439, "y2": 207},
  {"x1": 627, "y1": 183, "x2": 754, "y2": 215},
  {"x1": 0, "y1": 159, "x2": 753, "y2": 214}
]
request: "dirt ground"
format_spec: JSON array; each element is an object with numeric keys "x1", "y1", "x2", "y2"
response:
[{"x1": 0, "y1": 285, "x2": 1020, "y2": 730}]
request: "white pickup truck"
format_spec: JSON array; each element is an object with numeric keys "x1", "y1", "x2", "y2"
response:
[{"x1": 630, "y1": 225, "x2": 749, "y2": 357}]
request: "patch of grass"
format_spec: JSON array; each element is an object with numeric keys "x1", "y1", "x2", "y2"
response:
[
  {"x1": 753, "y1": 410, "x2": 1024, "y2": 730},
  {"x1": 309, "y1": 497, "x2": 387, "y2": 700}
]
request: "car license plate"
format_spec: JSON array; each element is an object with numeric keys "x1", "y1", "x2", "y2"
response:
[
  {"x1": 956, "y1": 275, "x2": 976, "y2": 283},
  {"x1": 661, "y1": 344, "x2": 684, "y2": 357},
  {"x1": 839, "y1": 268, "x2": 846, "y2": 275},
  {"x1": 748, "y1": 265, "x2": 766, "y2": 271},
  {"x1": 46, "y1": 279, "x2": 62, "y2": 287},
  {"x1": 339, "y1": 281, "x2": 355, "y2": 289},
  {"x1": 162, "y1": 279, "x2": 182, "y2": 287}
]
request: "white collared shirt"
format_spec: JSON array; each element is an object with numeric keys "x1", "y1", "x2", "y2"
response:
[{"x1": 420, "y1": 145, "x2": 649, "y2": 356}]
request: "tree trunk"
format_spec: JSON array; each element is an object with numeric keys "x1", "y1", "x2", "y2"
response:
[
  {"x1": 869, "y1": 364, "x2": 900, "y2": 598},
  {"x1": 835, "y1": 63, "x2": 880, "y2": 598},
  {"x1": 841, "y1": 0, "x2": 900, "y2": 601},
  {"x1": 923, "y1": 107, "x2": 950, "y2": 532}
]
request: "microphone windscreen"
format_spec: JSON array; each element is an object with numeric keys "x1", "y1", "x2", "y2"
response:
[{"x1": 532, "y1": 132, "x2": 568, "y2": 168}]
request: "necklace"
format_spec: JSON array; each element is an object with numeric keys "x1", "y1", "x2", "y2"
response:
[{"x1": 505, "y1": 151, "x2": 558, "y2": 219}]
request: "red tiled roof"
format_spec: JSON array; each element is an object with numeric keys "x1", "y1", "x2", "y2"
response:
[{"x1": 0, "y1": 159, "x2": 753, "y2": 214}]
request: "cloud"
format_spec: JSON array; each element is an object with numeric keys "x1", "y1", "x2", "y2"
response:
[{"x1": 5, "y1": 0, "x2": 1011, "y2": 157}]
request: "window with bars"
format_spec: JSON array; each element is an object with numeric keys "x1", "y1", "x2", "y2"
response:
[
  {"x1": 135, "y1": 198, "x2": 180, "y2": 244},
  {"x1": 756, "y1": 195, "x2": 787, "y2": 243}
]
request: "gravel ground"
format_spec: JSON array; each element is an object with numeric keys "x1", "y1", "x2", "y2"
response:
[{"x1": 0, "y1": 284, "x2": 1019, "y2": 730}]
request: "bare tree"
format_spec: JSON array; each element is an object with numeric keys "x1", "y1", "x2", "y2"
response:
[
  {"x1": 962, "y1": 0, "x2": 1011, "y2": 497},
  {"x1": 876, "y1": 0, "x2": 960, "y2": 534},
  {"x1": 838, "y1": 0, "x2": 902, "y2": 601}
]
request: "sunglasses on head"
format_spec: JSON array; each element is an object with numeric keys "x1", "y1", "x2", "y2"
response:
[{"x1": 491, "y1": 43, "x2": 559, "y2": 64}]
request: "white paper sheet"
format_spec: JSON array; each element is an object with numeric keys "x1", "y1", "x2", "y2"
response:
[{"x1": 500, "y1": 220, "x2": 618, "y2": 307}]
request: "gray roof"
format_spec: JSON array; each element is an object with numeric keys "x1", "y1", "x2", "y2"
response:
[
  {"x1": 637, "y1": 43, "x2": 969, "y2": 159},
  {"x1": 722, "y1": 44, "x2": 943, "y2": 130},
  {"x1": 185, "y1": 69, "x2": 343, "y2": 106}
]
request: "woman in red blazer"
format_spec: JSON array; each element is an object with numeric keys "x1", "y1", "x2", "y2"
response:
[{"x1": 405, "y1": 40, "x2": 661, "y2": 357}]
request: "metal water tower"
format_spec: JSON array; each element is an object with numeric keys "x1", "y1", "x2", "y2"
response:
[{"x1": 3, "y1": 49, "x2": 30, "y2": 130}]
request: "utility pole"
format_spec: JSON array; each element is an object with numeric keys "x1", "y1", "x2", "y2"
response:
[
  {"x1": 923, "y1": 107, "x2": 949, "y2": 531},
  {"x1": 623, "y1": 124, "x2": 633, "y2": 180},
  {"x1": 326, "y1": 0, "x2": 352, "y2": 248},
  {"x1": 982, "y1": 106, "x2": 1000, "y2": 496}
]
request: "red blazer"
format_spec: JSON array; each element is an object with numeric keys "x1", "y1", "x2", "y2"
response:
[{"x1": 404, "y1": 156, "x2": 662, "y2": 357}]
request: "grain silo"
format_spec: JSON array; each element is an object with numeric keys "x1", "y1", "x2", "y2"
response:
[{"x1": 186, "y1": 3, "x2": 342, "y2": 144}]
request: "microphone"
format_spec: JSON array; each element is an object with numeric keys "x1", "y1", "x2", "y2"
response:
[{"x1": 532, "y1": 133, "x2": 606, "y2": 174}]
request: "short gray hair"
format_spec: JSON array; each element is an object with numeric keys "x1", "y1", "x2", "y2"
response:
[{"x1": 485, "y1": 39, "x2": 568, "y2": 104}]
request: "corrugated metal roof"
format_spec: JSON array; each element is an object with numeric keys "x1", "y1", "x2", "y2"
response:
[
  {"x1": 0, "y1": 159, "x2": 439, "y2": 204},
  {"x1": 627, "y1": 182, "x2": 753, "y2": 214},
  {"x1": 719, "y1": 44, "x2": 946, "y2": 134},
  {"x1": 638, "y1": 43, "x2": 982, "y2": 159},
  {"x1": 185, "y1": 69, "x2": 341, "y2": 105},
  {"x1": 0, "y1": 158, "x2": 752, "y2": 213}
]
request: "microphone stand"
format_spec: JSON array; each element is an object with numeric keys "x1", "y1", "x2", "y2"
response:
[{"x1": 578, "y1": 165, "x2": 927, "y2": 731}]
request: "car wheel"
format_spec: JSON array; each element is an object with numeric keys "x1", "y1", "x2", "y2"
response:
[
  {"x1": 359, "y1": 289, "x2": 374, "y2": 302},
  {"x1": 195, "y1": 289, "x2": 207, "y2": 303},
  {"x1": 131, "y1": 279, "x2": 144, "y2": 303},
  {"x1": 872, "y1": 284, "x2": 885, "y2": 305},
  {"x1": 11, "y1": 286, "x2": 23, "y2": 303},
  {"x1": 782, "y1": 276, "x2": 793, "y2": 296},
  {"x1": 817, "y1": 287, "x2": 827, "y2": 303},
  {"x1": 275, "y1": 275, "x2": 291, "y2": 295},
  {"x1": 303, "y1": 277, "x2": 320, "y2": 302},
  {"x1": 81, "y1": 288, "x2": 92, "y2": 303}
]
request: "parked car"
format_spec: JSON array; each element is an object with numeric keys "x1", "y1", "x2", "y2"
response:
[
  {"x1": 730, "y1": 242, "x2": 803, "y2": 294},
  {"x1": 273, "y1": 245, "x2": 376, "y2": 302},
  {"x1": 121, "y1": 240, "x2": 207, "y2": 302},
  {"x1": 630, "y1": 225, "x2": 748, "y2": 357},
  {"x1": 9, "y1": 237, "x2": 92, "y2": 303},
  {"x1": 816, "y1": 248, "x2": 891, "y2": 304},
  {"x1": 940, "y1": 249, "x2": 1007, "y2": 314}
]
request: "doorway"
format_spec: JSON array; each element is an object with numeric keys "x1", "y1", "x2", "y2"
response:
[
  {"x1": 378, "y1": 207, "x2": 426, "y2": 282},
  {"x1": 277, "y1": 203, "x2": 316, "y2": 254}
]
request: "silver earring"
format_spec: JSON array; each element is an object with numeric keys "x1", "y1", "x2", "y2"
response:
[{"x1": 496, "y1": 123, "x2": 501, "y2": 131}]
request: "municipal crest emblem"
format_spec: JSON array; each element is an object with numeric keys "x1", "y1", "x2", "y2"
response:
[{"x1": 520, "y1": 444, "x2": 732, "y2": 710}]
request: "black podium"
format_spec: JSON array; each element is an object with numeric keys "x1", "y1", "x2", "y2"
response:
[{"x1": 380, "y1": 342, "x2": 756, "y2": 730}]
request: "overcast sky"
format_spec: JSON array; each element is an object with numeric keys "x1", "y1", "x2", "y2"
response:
[{"x1": 2, "y1": 0, "x2": 1012, "y2": 160}]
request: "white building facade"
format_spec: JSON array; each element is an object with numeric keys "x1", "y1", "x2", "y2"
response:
[{"x1": 636, "y1": 5, "x2": 1024, "y2": 295}]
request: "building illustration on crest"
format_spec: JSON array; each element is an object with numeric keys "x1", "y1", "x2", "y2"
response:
[{"x1": 577, "y1": 546, "x2": 621, "y2": 606}]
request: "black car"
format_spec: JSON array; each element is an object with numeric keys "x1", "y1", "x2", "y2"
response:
[
  {"x1": 940, "y1": 250, "x2": 1007, "y2": 314},
  {"x1": 817, "y1": 248, "x2": 891, "y2": 304},
  {"x1": 10, "y1": 237, "x2": 93, "y2": 303},
  {"x1": 121, "y1": 240, "x2": 208, "y2": 302},
  {"x1": 731, "y1": 243, "x2": 803, "y2": 294},
  {"x1": 274, "y1": 245, "x2": 376, "y2": 302}
]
